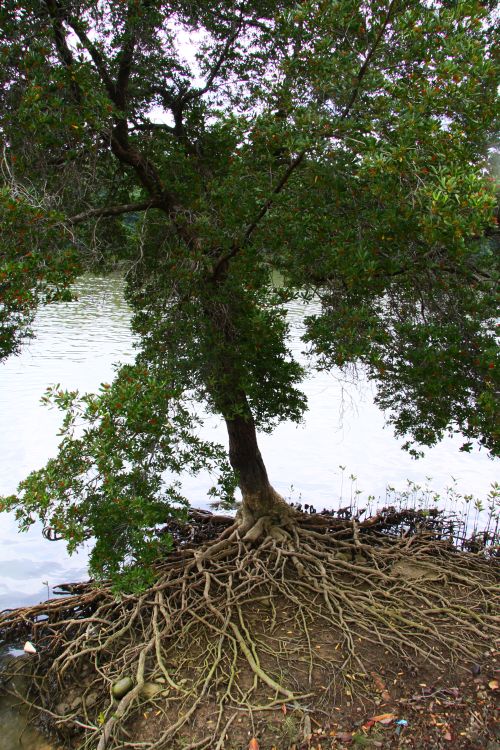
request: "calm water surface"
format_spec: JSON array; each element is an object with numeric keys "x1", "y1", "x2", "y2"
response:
[
  {"x1": 0, "y1": 274, "x2": 497, "y2": 749},
  {"x1": 0, "y1": 274, "x2": 498, "y2": 611}
]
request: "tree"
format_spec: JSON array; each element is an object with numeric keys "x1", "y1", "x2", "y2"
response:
[
  {"x1": 1, "y1": 3, "x2": 499, "y2": 747},
  {"x1": 1, "y1": 0, "x2": 498, "y2": 579}
]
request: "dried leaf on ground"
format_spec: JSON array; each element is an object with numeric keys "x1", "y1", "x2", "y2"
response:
[
  {"x1": 371, "y1": 671, "x2": 391, "y2": 702},
  {"x1": 363, "y1": 712, "x2": 397, "y2": 729},
  {"x1": 371, "y1": 672, "x2": 387, "y2": 692}
]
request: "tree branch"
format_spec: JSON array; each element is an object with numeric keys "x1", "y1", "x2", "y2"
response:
[
  {"x1": 129, "y1": 121, "x2": 176, "y2": 135},
  {"x1": 42, "y1": 2, "x2": 170, "y2": 207},
  {"x1": 146, "y1": 19, "x2": 241, "y2": 147},
  {"x1": 110, "y1": 121, "x2": 168, "y2": 201},
  {"x1": 59, "y1": 1, "x2": 136, "y2": 110},
  {"x1": 180, "y1": 20, "x2": 242, "y2": 106},
  {"x1": 248, "y1": 0, "x2": 398, "y2": 241},
  {"x1": 211, "y1": 0, "x2": 399, "y2": 279},
  {"x1": 63, "y1": 18, "x2": 116, "y2": 101},
  {"x1": 59, "y1": 6, "x2": 173, "y2": 205},
  {"x1": 339, "y1": 0, "x2": 398, "y2": 119},
  {"x1": 66, "y1": 200, "x2": 158, "y2": 225},
  {"x1": 114, "y1": 3, "x2": 137, "y2": 110},
  {"x1": 44, "y1": 0, "x2": 82, "y2": 104}
]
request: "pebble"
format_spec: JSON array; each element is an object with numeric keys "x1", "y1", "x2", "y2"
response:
[
  {"x1": 140, "y1": 682, "x2": 163, "y2": 699},
  {"x1": 112, "y1": 676, "x2": 134, "y2": 699}
]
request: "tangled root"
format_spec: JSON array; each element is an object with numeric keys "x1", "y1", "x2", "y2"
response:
[{"x1": 1, "y1": 514, "x2": 499, "y2": 750}]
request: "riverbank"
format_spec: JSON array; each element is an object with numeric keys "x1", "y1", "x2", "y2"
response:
[
  {"x1": 1, "y1": 506, "x2": 498, "y2": 750},
  {"x1": 2, "y1": 649, "x2": 498, "y2": 750},
  {"x1": 2, "y1": 618, "x2": 498, "y2": 750}
]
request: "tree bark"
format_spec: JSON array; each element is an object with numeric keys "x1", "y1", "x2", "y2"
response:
[
  {"x1": 224, "y1": 404, "x2": 293, "y2": 530},
  {"x1": 205, "y1": 271, "x2": 293, "y2": 531}
]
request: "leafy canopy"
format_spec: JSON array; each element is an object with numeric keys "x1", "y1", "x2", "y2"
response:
[{"x1": 0, "y1": 0, "x2": 498, "y2": 581}]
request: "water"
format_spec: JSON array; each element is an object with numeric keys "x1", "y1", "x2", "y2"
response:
[
  {"x1": 0, "y1": 696, "x2": 56, "y2": 750},
  {"x1": 0, "y1": 647, "x2": 59, "y2": 750},
  {"x1": 0, "y1": 276, "x2": 135, "y2": 612},
  {"x1": 0, "y1": 274, "x2": 497, "y2": 748},
  {"x1": 0, "y1": 275, "x2": 498, "y2": 611}
]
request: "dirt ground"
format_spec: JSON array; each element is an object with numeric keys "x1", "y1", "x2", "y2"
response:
[{"x1": 125, "y1": 624, "x2": 499, "y2": 750}]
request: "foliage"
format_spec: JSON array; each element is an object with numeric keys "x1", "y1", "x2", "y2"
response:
[
  {"x1": 0, "y1": 190, "x2": 80, "y2": 358},
  {"x1": 1, "y1": 363, "x2": 234, "y2": 584},
  {"x1": 0, "y1": 0, "x2": 498, "y2": 581}
]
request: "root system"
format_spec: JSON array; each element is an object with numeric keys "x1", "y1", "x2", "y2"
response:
[{"x1": 1, "y1": 509, "x2": 498, "y2": 749}]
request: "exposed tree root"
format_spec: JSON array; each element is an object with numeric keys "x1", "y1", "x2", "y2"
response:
[{"x1": 1, "y1": 513, "x2": 499, "y2": 750}]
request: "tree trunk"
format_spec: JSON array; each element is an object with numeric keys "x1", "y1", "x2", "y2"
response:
[
  {"x1": 204, "y1": 276, "x2": 293, "y2": 532},
  {"x1": 224, "y1": 406, "x2": 293, "y2": 531}
]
